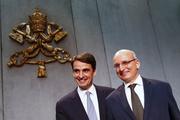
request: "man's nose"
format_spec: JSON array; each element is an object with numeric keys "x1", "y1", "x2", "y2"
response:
[
  {"x1": 79, "y1": 71, "x2": 84, "y2": 78},
  {"x1": 118, "y1": 64, "x2": 126, "y2": 71}
]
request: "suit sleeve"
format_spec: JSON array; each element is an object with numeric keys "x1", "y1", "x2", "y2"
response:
[
  {"x1": 56, "y1": 101, "x2": 68, "y2": 120},
  {"x1": 166, "y1": 83, "x2": 180, "y2": 120}
]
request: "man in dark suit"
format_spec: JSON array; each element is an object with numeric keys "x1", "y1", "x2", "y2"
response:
[
  {"x1": 106, "y1": 49, "x2": 180, "y2": 120},
  {"x1": 56, "y1": 52, "x2": 114, "y2": 120}
]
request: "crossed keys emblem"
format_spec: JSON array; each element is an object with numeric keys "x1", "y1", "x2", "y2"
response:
[{"x1": 7, "y1": 8, "x2": 72, "y2": 78}]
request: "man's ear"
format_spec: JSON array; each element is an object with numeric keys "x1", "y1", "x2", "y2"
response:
[
  {"x1": 136, "y1": 59, "x2": 140, "y2": 69},
  {"x1": 93, "y1": 70, "x2": 96, "y2": 76}
]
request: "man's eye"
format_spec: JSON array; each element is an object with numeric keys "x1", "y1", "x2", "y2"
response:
[
  {"x1": 122, "y1": 61, "x2": 129, "y2": 65},
  {"x1": 83, "y1": 69, "x2": 89, "y2": 73},
  {"x1": 73, "y1": 69, "x2": 79, "y2": 73},
  {"x1": 114, "y1": 64, "x2": 119, "y2": 68}
]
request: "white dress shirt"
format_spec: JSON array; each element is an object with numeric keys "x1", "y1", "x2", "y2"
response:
[
  {"x1": 77, "y1": 84, "x2": 100, "y2": 120},
  {"x1": 124, "y1": 75, "x2": 145, "y2": 110}
]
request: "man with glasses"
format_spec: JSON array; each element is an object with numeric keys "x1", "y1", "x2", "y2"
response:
[{"x1": 106, "y1": 49, "x2": 180, "y2": 120}]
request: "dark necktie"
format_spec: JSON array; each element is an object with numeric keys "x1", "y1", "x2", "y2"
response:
[
  {"x1": 86, "y1": 91, "x2": 98, "y2": 120},
  {"x1": 129, "y1": 84, "x2": 144, "y2": 120}
]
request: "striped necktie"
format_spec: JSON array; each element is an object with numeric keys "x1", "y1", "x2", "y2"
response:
[{"x1": 129, "y1": 84, "x2": 144, "y2": 120}]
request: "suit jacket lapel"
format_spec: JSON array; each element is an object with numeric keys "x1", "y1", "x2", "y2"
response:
[
  {"x1": 117, "y1": 85, "x2": 135, "y2": 119},
  {"x1": 96, "y1": 86, "x2": 106, "y2": 120},
  {"x1": 143, "y1": 78, "x2": 152, "y2": 120},
  {"x1": 71, "y1": 89, "x2": 89, "y2": 120},
  {"x1": 95, "y1": 86, "x2": 102, "y2": 120}
]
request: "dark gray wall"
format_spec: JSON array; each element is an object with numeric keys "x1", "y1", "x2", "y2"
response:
[
  {"x1": 0, "y1": 0, "x2": 180, "y2": 120},
  {"x1": 1, "y1": 0, "x2": 3, "y2": 119}
]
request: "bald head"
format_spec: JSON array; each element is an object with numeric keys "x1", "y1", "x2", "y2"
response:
[
  {"x1": 113, "y1": 49, "x2": 137, "y2": 60},
  {"x1": 113, "y1": 49, "x2": 140, "y2": 83}
]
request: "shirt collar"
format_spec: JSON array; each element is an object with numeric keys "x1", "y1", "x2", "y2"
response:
[
  {"x1": 124, "y1": 75, "x2": 143, "y2": 88},
  {"x1": 77, "y1": 84, "x2": 96, "y2": 95}
]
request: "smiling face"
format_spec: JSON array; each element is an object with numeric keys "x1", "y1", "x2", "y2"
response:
[
  {"x1": 72, "y1": 60, "x2": 96, "y2": 90},
  {"x1": 113, "y1": 50, "x2": 140, "y2": 84}
]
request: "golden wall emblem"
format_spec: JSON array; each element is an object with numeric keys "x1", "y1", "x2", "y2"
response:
[{"x1": 8, "y1": 8, "x2": 72, "y2": 78}]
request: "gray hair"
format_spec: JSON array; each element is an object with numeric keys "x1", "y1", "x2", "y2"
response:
[{"x1": 114, "y1": 49, "x2": 137, "y2": 59}]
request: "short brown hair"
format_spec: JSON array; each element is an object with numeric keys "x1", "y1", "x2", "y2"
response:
[{"x1": 71, "y1": 52, "x2": 96, "y2": 71}]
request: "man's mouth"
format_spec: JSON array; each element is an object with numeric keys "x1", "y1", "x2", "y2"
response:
[
  {"x1": 78, "y1": 78, "x2": 87, "y2": 82},
  {"x1": 120, "y1": 70, "x2": 129, "y2": 76}
]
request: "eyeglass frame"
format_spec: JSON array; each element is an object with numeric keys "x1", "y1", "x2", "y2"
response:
[{"x1": 113, "y1": 58, "x2": 136, "y2": 69}]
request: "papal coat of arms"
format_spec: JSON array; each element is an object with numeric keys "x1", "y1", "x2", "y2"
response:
[{"x1": 8, "y1": 8, "x2": 72, "y2": 78}]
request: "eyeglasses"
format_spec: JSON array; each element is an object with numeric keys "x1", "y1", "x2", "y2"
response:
[{"x1": 114, "y1": 58, "x2": 136, "y2": 69}]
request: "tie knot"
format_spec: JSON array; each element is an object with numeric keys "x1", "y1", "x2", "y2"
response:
[
  {"x1": 86, "y1": 91, "x2": 91, "y2": 96},
  {"x1": 129, "y1": 84, "x2": 137, "y2": 90}
]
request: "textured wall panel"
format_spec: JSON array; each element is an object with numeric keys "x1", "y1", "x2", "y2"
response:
[
  {"x1": 71, "y1": 0, "x2": 112, "y2": 86},
  {"x1": 0, "y1": 0, "x2": 3, "y2": 119},
  {"x1": 1, "y1": 0, "x2": 76, "y2": 120},
  {"x1": 0, "y1": 1, "x2": 4, "y2": 120},
  {"x1": 97, "y1": 0, "x2": 165, "y2": 87},
  {"x1": 148, "y1": 0, "x2": 180, "y2": 107}
]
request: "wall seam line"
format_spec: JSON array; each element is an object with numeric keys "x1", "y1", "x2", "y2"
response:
[
  {"x1": 95, "y1": 0, "x2": 112, "y2": 87},
  {"x1": 146, "y1": 0, "x2": 168, "y2": 81},
  {"x1": 70, "y1": 0, "x2": 78, "y2": 54}
]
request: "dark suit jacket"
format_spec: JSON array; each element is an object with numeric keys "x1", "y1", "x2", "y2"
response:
[
  {"x1": 56, "y1": 85, "x2": 114, "y2": 120},
  {"x1": 106, "y1": 78, "x2": 180, "y2": 120}
]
